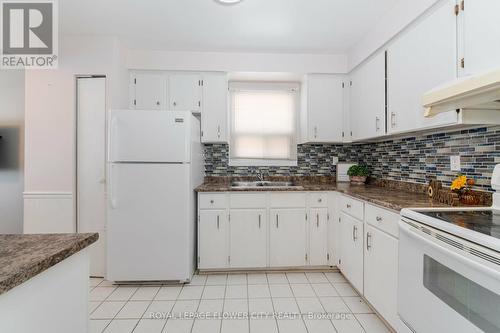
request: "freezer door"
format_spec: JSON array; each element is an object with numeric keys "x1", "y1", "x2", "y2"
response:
[
  {"x1": 108, "y1": 110, "x2": 190, "y2": 163},
  {"x1": 107, "y1": 163, "x2": 191, "y2": 281}
]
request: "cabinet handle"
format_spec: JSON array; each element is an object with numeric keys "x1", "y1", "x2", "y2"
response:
[
  {"x1": 346, "y1": 204, "x2": 351, "y2": 209},
  {"x1": 217, "y1": 125, "x2": 221, "y2": 138},
  {"x1": 353, "y1": 225, "x2": 358, "y2": 241},
  {"x1": 276, "y1": 214, "x2": 279, "y2": 228},
  {"x1": 376, "y1": 216, "x2": 382, "y2": 222},
  {"x1": 217, "y1": 215, "x2": 220, "y2": 229},
  {"x1": 173, "y1": 101, "x2": 177, "y2": 106},
  {"x1": 375, "y1": 116, "x2": 380, "y2": 131},
  {"x1": 366, "y1": 232, "x2": 372, "y2": 251},
  {"x1": 314, "y1": 126, "x2": 318, "y2": 138},
  {"x1": 156, "y1": 101, "x2": 160, "y2": 106},
  {"x1": 210, "y1": 199, "x2": 214, "y2": 204},
  {"x1": 316, "y1": 214, "x2": 319, "y2": 227},
  {"x1": 391, "y1": 112, "x2": 396, "y2": 128},
  {"x1": 318, "y1": 198, "x2": 322, "y2": 203},
  {"x1": 258, "y1": 214, "x2": 261, "y2": 229}
]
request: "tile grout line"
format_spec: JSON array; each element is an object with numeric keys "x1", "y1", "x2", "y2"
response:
[{"x1": 286, "y1": 272, "x2": 310, "y2": 333}]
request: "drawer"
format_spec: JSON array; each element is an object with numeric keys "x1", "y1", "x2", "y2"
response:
[
  {"x1": 309, "y1": 192, "x2": 328, "y2": 207},
  {"x1": 365, "y1": 203, "x2": 399, "y2": 238},
  {"x1": 339, "y1": 195, "x2": 364, "y2": 220},
  {"x1": 269, "y1": 193, "x2": 306, "y2": 208},
  {"x1": 199, "y1": 193, "x2": 228, "y2": 209},
  {"x1": 230, "y1": 193, "x2": 266, "y2": 208}
]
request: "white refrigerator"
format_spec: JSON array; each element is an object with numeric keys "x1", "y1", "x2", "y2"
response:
[{"x1": 106, "y1": 110, "x2": 203, "y2": 282}]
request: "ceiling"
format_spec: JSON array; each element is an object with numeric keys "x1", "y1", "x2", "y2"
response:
[{"x1": 60, "y1": 0, "x2": 402, "y2": 54}]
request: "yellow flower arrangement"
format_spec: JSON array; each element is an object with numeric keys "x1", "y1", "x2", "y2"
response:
[{"x1": 451, "y1": 175, "x2": 467, "y2": 191}]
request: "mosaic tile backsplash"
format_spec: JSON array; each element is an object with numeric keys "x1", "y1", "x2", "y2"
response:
[{"x1": 204, "y1": 126, "x2": 500, "y2": 191}]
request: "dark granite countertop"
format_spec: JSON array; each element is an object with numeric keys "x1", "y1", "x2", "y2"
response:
[
  {"x1": 0, "y1": 233, "x2": 98, "y2": 295},
  {"x1": 195, "y1": 177, "x2": 489, "y2": 212}
]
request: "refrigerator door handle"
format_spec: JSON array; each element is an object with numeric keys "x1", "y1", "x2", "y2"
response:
[
  {"x1": 109, "y1": 164, "x2": 117, "y2": 209},
  {"x1": 108, "y1": 116, "x2": 118, "y2": 162}
]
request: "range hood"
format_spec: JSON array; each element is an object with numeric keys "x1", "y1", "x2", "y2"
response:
[{"x1": 423, "y1": 68, "x2": 500, "y2": 118}]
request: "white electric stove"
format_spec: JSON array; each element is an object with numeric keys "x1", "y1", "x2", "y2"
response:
[{"x1": 398, "y1": 165, "x2": 500, "y2": 333}]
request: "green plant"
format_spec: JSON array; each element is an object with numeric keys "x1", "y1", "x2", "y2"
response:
[{"x1": 347, "y1": 165, "x2": 370, "y2": 177}]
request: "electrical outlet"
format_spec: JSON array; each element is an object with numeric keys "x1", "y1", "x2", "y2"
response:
[
  {"x1": 450, "y1": 155, "x2": 461, "y2": 172},
  {"x1": 332, "y1": 156, "x2": 339, "y2": 165}
]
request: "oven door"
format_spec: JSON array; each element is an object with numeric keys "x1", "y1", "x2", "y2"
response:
[{"x1": 398, "y1": 219, "x2": 500, "y2": 333}]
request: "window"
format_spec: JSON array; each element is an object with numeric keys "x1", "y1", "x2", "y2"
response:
[{"x1": 229, "y1": 82, "x2": 299, "y2": 166}]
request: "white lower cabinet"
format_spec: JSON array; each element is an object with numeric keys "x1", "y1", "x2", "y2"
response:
[
  {"x1": 229, "y1": 209, "x2": 267, "y2": 268},
  {"x1": 339, "y1": 212, "x2": 364, "y2": 294},
  {"x1": 198, "y1": 210, "x2": 227, "y2": 270},
  {"x1": 309, "y1": 208, "x2": 329, "y2": 266},
  {"x1": 270, "y1": 209, "x2": 308, "y2": 267},
  {"x1": 364, "y1": 223, "x2": 399, "y2": 330}
]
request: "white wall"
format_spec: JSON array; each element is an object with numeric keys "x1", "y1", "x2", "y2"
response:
[
  {"x1": 128, "y1": 49, "x2": 348, "y2": 74},
  {"x1": 0, "y1": 70, "x2": 25, "y2": 234},
  {"x1": 24, "y1": 35, "x2": 128, "y2": 233}
]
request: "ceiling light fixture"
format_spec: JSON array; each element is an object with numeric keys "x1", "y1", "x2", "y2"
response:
[{"x1": 215, "y1": 0, "x2": 243, "y2": 5}]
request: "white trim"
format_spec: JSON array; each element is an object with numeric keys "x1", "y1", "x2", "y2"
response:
[{"x1": 23, "y1": 191, "x2": 73, "y2": 198}]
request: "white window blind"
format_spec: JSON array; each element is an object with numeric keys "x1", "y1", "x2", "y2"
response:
[{"x1": 229, "y1": 83, "x2": 298, "y2": 166}]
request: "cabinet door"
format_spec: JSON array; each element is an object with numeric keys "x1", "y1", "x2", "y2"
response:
[
  {"x1": 328, "y1": 192, "x2": 340, "y2": 266},
  {"x1": 307, "y1": 75, "x2": 344, "y2": 143},
  {"x1": 364, "y1": 224, "x2": 399, "y2": 330},
  {"x1": 460, "y1": 0, "x2": 500, "y2": 76},
  {"x1": 339, "y1": 212, "x2": 364, "y2": 294},
  {"x1": 229, "y1": 209, "x2": 267, "y2": 268},
  {"x1": 309, "y1": 208, "x2": 329, "y2": 266},
  {"x1": 350, "y1": 52, "x2": 386, "y2": 141},
  {"x1": 387, "y1": 0, "x2": 458, "y2": 134},
  {"x1": 270, "y1": 209, "x2": 307, "y2": 267},
  {"x1": 168, "y1": 74, "x2": 201, "y2": 112},
  {"x1": 198, "y1": 210, "x2": 227, "y2": 269},
  {"x1": 201, "y1": 73, "x2": 228, "y2": 143},
  {"x1": 132, "y1": 73, "x2": 166, "y2": 110}
]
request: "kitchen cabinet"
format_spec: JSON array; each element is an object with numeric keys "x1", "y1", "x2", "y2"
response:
[
  {"x1": 309, "y1": 207, "x2": 329, "y2": 266},
  {"x1": 198, "y1": 210, "x2": 228, "y2": 269},
  {"x1": 364, "y1": 223, "x2": 399, "y2": 331},
  {"x1": 339, "y1": 212, "x2": 364, "y2": 293},
  {"x1": 387, "y1": 0, "x2": 458, "y2": 134},
  {"x1": 350, "y1": 52, "x2": 386, "y2": 141},
  {"x1": 458, "y1": 0, "x2": 500, "y2": 76},
  {"x1": 328, "y1": 192, "x2": 340, "y2": 266},
  {"x1": 201, "y1": 73, "x2": 228, "y2": 143},
  {"x1": 229, "y1": 209, "x2": 267, "y2": 268},
  {"x1": 269, "y1": 209, "x2": 307, "y2": 267},
  {"x1": 130, "y1": 72, "x2": 166, "y2": 110},
  {"x1": 300, "y1": 74, "x2": 344, "y2": 143},
  {"x1": 168, "y1": 74, "x2": 202, "y2": 112}
]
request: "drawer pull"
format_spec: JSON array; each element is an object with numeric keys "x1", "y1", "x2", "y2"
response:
[
  {"x1": 316, "y1": 213, "x2": 319, "y2": 227},
  {"x1": 318, "y1": 198, "x2": 322, "y2": 203},
  {"x1": 353, "y1": 225, "x2": 358, "y2": 241},
  {"x1": 346, "y1": 204, "x2": 352, "y2": 209},
  {"x1": 210, "y1": 200, "x2": 214, "y2": 204},
  {"x1": 216, "y1": 215, "x2": 220, "y2": 229},
  {"x1": 258, "y1": 215, "x2": 261, "y2": 229},
  {"x1": 276, "y1": 214, "x2": 279, "y2": 228},
  {"x1": 376, "y1": 216, "x2": 383, "y2": 222},
  {"x1": 366, "y1": 232, "x2": 372, "y2": 251}
]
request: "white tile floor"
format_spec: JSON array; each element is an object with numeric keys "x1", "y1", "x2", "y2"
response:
[{"x1": 89, "y1": 271, "x2": 391, "y2": 333}]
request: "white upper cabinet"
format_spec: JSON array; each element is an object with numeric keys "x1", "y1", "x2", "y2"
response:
[
  {"x1": 459, "y1": 0, "x2": 500, "y2": 76},
  {"x1": 168, "y1": 74, "x2": 202, "y2": 112},
  {"x1": 350, "y1": 52, "x2": 386, "y2": 141},
  {"x1": 387, "y1": 0, "x2": 458, "y2": 134},
  {"x1": 300, "y1": 74, "x2": 344, "y2": 143},
  {"x1": 130, "y1": 72, "x2": 166, "y2": 110},
  {"x1": 201, "y1": 73, "x2": 228, "y2": 143}
]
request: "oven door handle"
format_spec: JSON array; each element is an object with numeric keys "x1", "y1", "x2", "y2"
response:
[{"x1": 400, "y1": 220, "x2": 500, "y2": 281}]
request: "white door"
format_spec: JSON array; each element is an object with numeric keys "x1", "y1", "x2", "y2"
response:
[
  {"x1": 108, "y1": 110, "x2": 189, "y2": 163},
  {"x1": 132, "y1": 72, "x2": 166, "y2": 110},
  {"x1": 270, "y1": 209, "x2": 307, "y2": 267},
  {"x1": 77, "y1": 76, "x2": 106, "y2": 277},
  {"x1": 309, "y1": 208, "x2": 329, "y2": 266},
  {"x1": 350, "y1": 52, "x2": 386, "y2": 141},
  {"x1": 387, "y1": 0, "x2": 458, "y2": 133},
  {"x1": 364, "y1": 224, "x2": 399, "y2": 330},
  {"x1": 339, "y1": 212, "x2": 364, "y2": 293},
  {"x1": 107, "y1": 163, "x2": 189, "y2": 281},
  {"x1": 199, "y1": 210, "x2": 228, "y2": 270},
  {"x1": 201, "y1": 73, "x2": 228, "y2": 143},
  {"x1": 229, "y1": 209, "x2": 267, "y2": 268},
  {"x1": 169, "y1": 74, "x2": 201, "y2": 112},
  {"x1": 460, "y1": 0, "x2": 500, "y2": 76},
  {"x1": 307, "y1": 75, "x2": 344, "y2": 142}
]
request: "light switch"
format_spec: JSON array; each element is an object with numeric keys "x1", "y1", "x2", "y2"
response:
[{"x1": 450, "y1": 155, "x2": 461, "y2": 171}]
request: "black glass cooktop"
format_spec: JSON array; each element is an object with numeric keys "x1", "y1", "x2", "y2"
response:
[{"x1": 420, "y1": 210, "x2": 500, "y2": 239}]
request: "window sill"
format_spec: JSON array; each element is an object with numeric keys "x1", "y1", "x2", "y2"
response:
[{"x1": 229, "y1": 159, "x2": 298, "y2": 167}]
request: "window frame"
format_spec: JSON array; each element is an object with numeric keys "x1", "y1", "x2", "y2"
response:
[{"x1": 228, "y1": 82, "x2": 300, "y2": 167}]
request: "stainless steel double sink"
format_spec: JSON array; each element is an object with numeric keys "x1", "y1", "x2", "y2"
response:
[{"x1": 230, "y1": 181, "x2": 303, "y2": 189}]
